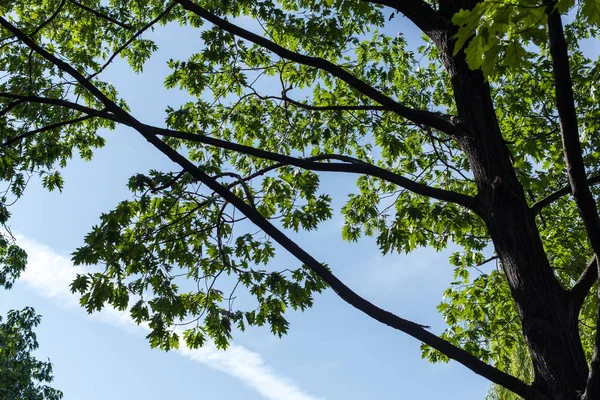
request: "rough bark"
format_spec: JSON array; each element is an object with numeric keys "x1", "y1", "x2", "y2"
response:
[
  {"x1": 545, "y1": 6, "x2": 600, "y2": 399},
  {"x1": 432, "y1": 1, "x2": 590, "y2": 398}
]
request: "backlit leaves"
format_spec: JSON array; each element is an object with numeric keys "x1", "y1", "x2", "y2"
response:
[
  {"x1": 70, "y1": 168, "x2": 327, "y2": 349},
  {"x1": 451, "y1": 0, "x2": 600, "y2": 75},
  {"x1": 0, "y1": 0, "x2": 598, "y2": 384},
  {"x1": 0, "y1": 235, "x2": 27, "y2": 290}
]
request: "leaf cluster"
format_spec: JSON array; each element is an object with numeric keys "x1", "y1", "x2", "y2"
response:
[{"x1": 0, "y1": 307, "x2": 63, "y2": 400}]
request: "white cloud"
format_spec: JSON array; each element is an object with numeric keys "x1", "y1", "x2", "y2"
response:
[
  {"x1": 362, "y1": 249, "x2": 440, "y2": 290},
  {"x1": 15, "y1": 235, "x2": 321, "y2": 400}
]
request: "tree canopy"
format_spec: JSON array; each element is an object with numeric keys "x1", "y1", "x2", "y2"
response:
[
  {"x1": 0, "y1": 0, "x2": 599, "y2": 398},
  {"x1": 0, "y1": 307, "x2": 63, "y2": 400}
]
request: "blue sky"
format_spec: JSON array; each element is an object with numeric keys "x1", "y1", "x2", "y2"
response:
[
  {"x1": 0, "y1": 123, "x2": 492, "y2": 398},
  {"x1": 7, "y1": 7, "x2": 597, "y2": 400}
]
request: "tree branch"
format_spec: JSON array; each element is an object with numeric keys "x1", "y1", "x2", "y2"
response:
[
  {"x1": 546, "y1": 6, "x2": 600, "y2": 398},
  {"x1": 363, "y1": 0, "x2": 450, "y2": 37},
  {"x1": 172, "y1": 0, "x2": 466, "y2": 137},
  {"x1": 1, "y1": 113, "x2": 100, "y2": 147},
  {"x1": 547, "y1": 8, "x2": 600, "y2": 253},
  {"x1": 143, "y1": 170, "x2": 187, "y2": 193},
  {"x1": 67, "y1": 0, "x2": 133, "y2": 30},
  {"x1": 530, "y1": 175, "x2": 600, "y2": 215},
  {"x1": 88, "y1": 2, "x2": 175, "y2": 80},
  {"x1": 0, "y1": 99, "x2": 25, "y2": 117},
  {"x1": 570, "y1": 256, "x2": 597, "y2": 314},
  {"x1": 30, "y1": 0, "x2": 67, "y2": 37},
  {"x1": 152, "y1": 128, "x2": 480, "y2": 211},
  {"x1": 0, "y1": 15, "x2": 541, "y2": 399},
  {"x1": 477, "y1": 255, "x2": 498, "y2": 267},
  {"x1": 267, "y1": 93, "x2": 388, "y2": 112},
  {"x1": 0, "y1": 92, "x2": 119, "y2": 122},
  {"x1": 0, "y1": 93, "x2": 479, "y2": 211}
]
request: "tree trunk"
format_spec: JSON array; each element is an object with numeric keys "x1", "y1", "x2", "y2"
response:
[{"x1": 430, "y1": 8, "x2": 589, "y2": 397}]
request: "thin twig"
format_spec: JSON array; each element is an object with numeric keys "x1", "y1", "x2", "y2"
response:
[{"x1": 68, "y1": 0, "x2": 133, "y2": 30}]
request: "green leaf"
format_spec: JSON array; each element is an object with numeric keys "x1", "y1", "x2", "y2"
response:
[
  {"x1": 465, "y1": 35, "x2": 486, "y2": 69},
  {"x1": 503, "y1": 40, "x2": 527, "y2": 68},
  {"x1": 42, "y1": 171, "x2": 64, "y2": 192},
  {"x1": 582, "y1": 0, "x2": 600, "y2": 25},
  {"x1": 0, "y1": 308, "x2": 63, "y2": 400}
]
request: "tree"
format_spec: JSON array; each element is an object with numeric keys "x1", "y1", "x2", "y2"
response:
[
  {"x1": 0, "y1": 0, "x2": 598, "y2": 398},
  {"x1": 1, "y1": 234, "x2": 62, "y2": 399},
  {"x1": 0, "y1": 306, "x2": 63, "y2": 400}
]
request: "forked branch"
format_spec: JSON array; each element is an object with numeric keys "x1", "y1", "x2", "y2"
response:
[
  {"x1": 363, "y1": 0, "x2": 450, "y2": 37},
  {"x1": 67, "y1": 0, "x2": 133, "y2": 30},
  {"x1": 0, "y1": 14, "x2": 541, "y2": 399},
  {"x1": 173, "y1": 0, "x2": 466, "y2": 137},
  {"x1": 570, "y1": 256, "x2": 597, "y2": 314},
  {"x1": 87, "y1": 2, "x2": 175, "y2": 79},
  {"x1": 531, "y1": 175, "x2": 600, "y2": 214},
  {"x1": 546, "y1": 5, "x2": 600, "y2": 398},
  {"x1": 0, "y1": 93, "x2": 479, "y2": 211},
  {"x1": 153, "y1": 128, "x2": 480, "y2": 211},
  {"x1": 1, "y1": 113, "x2": 100, "y2": 147}
]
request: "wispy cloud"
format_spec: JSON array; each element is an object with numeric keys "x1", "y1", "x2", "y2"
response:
[
  {"x1": 16, "y1": 235, "x2": 321, "y2": 400},
  {"x1": 361, "y1": 249, "x2": 441, "y2": 291}
]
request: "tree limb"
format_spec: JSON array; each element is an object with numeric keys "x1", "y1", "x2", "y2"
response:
[
  {"x1": 363, "y1": 0, "x2": 450, "y2": 37},
  {"x1": 172, "y1": 0, "x2": 467, "y2": 137},
  {"x1": 530, "y1": 175, "x2": 600, "y2": 215},
  {"x1": 67, "y1": 0, "x2": 133, "y2": 30},
  {"x1": 546, "y1": 6, "x2": 600, "y2": 398},
  {"x1": 264, "y1": 93, "x2": 389, "y2": 112},
  {"x1": 0, "y1": 93, "x2": 480, "y2": 211},
  {"x1": 570, "y1": 256, "x2": 597, "y2": 314},
  {"x1": 87, "y1": 2, "x2": 175, "y2": 80},
  {"x1": 0, "y1": 92, "x2": 119, "y2": 122},
  {"x1": 30, "y1": 0, "x2": 67, "y2": 37},
  {"x1": 0, "y1": 15, "x2": 542, "y2": 399},
  {"x1": 477, "y1": 255, "x2": 498, "y2": 267},
  {"x1": 547, "y1": 8, "x2": 600, "y2": 253},
  {"x1": 152, "y1": 128, "x2": 480, "y2": 211},
  {"x1": 141, "y1": 170, "x2": 187, "y2": 193},
  {"x1": 1, "y1": 113, "x2": 100, "y2": 147},
  {"x1": 0, "y1": 99, "x2": 25, "y2": 117}
]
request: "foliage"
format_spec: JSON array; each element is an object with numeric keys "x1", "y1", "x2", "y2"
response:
[
  {"x1": 0, "y1": 235, "x2": 28, "y2": 290},
  {"x1": 452, "y1": 0, "x2": 600, "y2": 74},
  {"x1": 485, "y1": 338, "x2": 534, "y2": 400},
  {"x1": 0, "y1": 307, "x2": 63, "y2": 400},
  {"x1": 0, "y1": 235, "x2": 61, "y2": 398},
  {"x1": 0, "y1": 0, "x2": 599, "y2": 397}
]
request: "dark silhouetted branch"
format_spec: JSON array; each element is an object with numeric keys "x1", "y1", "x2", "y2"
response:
[
  {"x1": 547, "y1": 9, "x2": 600, "y2": 252},
  {"x1": 531, "y1": 175, "x2": 600, "y2": 215},
  {"x1": 0, "y1": 99, "x2": 25, "y2": 117},
  {"x1": 546, "y1": 6, "x2": 600, "y2": 398},
  {"x1": 0, "y1": 93, "x2": 479, "y2": 211},
  {"x1": 152, "y1": 128, "x2": 480, "y2": 211},
  {"x1": 88, "y1": 2, "x2": 175, "y2": 79},
  {"x1": 570, "y1": 256, "x2": 597, "y2": 314},
  {"x1": 67, "y1": 0, "x2": 132, "y2": 30},
  {"x1": 0, "y1": 92, "x2": 118, "y2": 121},
  {"x1": 173, "y1": 0, "x2": 466, "y2": 137},
  {"x1": 1, "y1": 113, "x2": 99, "y2": 147},
  {"x1": 30, "y1": 0, "x2": 67, "y2": 37},
  {"x1": 363, "y1": 0, "x2": 450, "y2": 37},
  {"x1": 477, "y1": 255, "x2": 498, "y2": 267},
  {"x1": 0, "y1": 15, "x2": 541, "y2": 399},
  {"x1": 271, "y1": 94, "x2": 388, "y2": 112}
]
